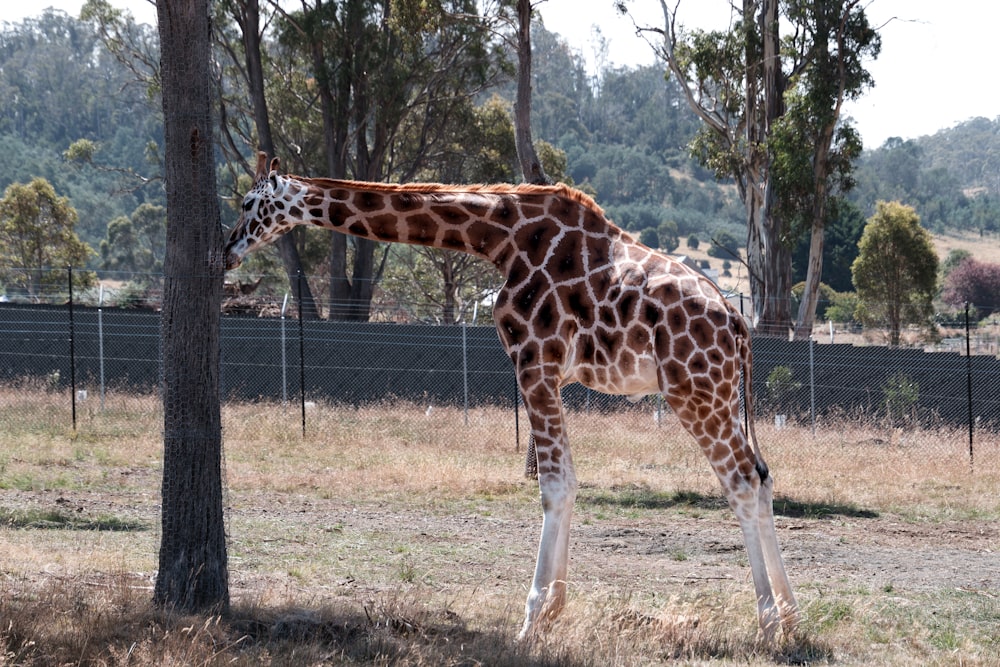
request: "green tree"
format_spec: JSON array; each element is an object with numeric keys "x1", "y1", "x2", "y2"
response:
[
  {"x1": 624, "y1": 0, "x2": 879, "y2": 337},
  {"x1": 99, "y1": 203, "x2": 166, "y2": 276},
  {"x1": 0, "y1": 178, "x2": 94, "y2": 298},
  {"x1": 378, "y1": 244, "x2": 500, "y2": 324},
  {"x1": 657, "y1": 219, "x2": 679, "y2": 252},
  {"x1": 851, "y1": 201, "x2": 938, "y2": 346},
  {"x1": 708, "y1": 230, "x2": 741, "y2": 260},
  {"x1": 639, "y1": 227, "x2": 660, "y2": 249},
  {"x1": 792, "y1": 199, "x2": 865, "y2": 293},
  {"x1": 772, "y1": 1, "x2": 879, "y2": 340},
  {"x1": 881, "y1": 372, "x2": 919, "y2": 426},
  {"x1": 432, "y1": 94, "x2": 519, "y2": 184},
  {"x1": 238, "y1": 0, "x2": 510, "y2": 322},
  {"x1": 0, "y1": 6, "x2": 164, "y2": 243},
  {"x1": 941, "y1": 248, "x2": 971, "y2": 278},
  {"x1": 765, "y1": 365, "x2": 800, "y2": 413}
]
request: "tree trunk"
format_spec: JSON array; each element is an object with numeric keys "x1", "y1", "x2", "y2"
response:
[
  {"x1": 747, "y1": 0, "x2": 792, "y2": 337},
  {"x1": 440, "y1": 256, "x2": 458, "y2": 323},
  {"x1": 238, "y1": 0, "x2": 320, "y2": 320},
  {"x1": 315, "y1": 0, "x2": 355, "y2": 319},
  {"x1": 794, "y1": 157, "x2": 833, "y2": 340},
  {"x1": 794, "y1": 214, "x2": 826, "y2": 339},
  {"x1": 154, "y1": 0, "x2": 229, "y2": 612},
  {"x1": 513, "y1": 0, "x2": 549, "y2": 185},
  {"x1": 513, "y1": 0, "x2": 548, "y2": 476},
  {"x1": 791, "y1": 3, "x2": 852, "y2": 340}
]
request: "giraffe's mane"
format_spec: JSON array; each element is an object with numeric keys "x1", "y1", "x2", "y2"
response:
[{"x1": 289, "y1": 175, "x2": 607, "y2": 219}]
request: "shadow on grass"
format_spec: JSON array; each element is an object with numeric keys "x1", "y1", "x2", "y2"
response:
[
  {"x1": 773, "y1": 497, "x2": 878, "y2": 520},
  {"x1": 579, "y1": 485, "x2": 728, "y2": 511},
  {"x1": 0, "y1": 506, "x2": 147, "y2": 531},
  {"x1": 226, "y1": 602, "x2": 573, "y2": 667},
  {"x1": 0, "y1": 571, "x2": 833, "y2": 666},
  {"x1": 225, "y1": 602, "x2": 834, "y2": 666},
  {"x1": 578, "y1": 485, "x2": 878, "y2": 520}
]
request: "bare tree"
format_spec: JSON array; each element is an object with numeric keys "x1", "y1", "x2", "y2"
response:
[{"x1": 153, "y1": 0, "x2": 229, "y2": 612}]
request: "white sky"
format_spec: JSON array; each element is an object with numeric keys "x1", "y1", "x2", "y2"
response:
[
  {"x1": 540, "y1": 0, "x2": 1000, "y2": 149},
  {"x1": 3, "y1": 0, "x2": 997, "y2": 150}
]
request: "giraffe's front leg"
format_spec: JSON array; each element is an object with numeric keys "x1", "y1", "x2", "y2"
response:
[
  {"x1": 519, "y1": 453, "x2": 577, "y2": 640},
  {"x1": 516, "y1": 391, "x2": 576, "y2": 640}
]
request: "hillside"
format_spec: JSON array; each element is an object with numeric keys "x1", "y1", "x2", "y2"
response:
[
  {"x1": 0, "y1": 10, "x2": 997, "y2": 305},
  {"x1": 677, "y1": 228, "x2": 1000, "y2": 299}
]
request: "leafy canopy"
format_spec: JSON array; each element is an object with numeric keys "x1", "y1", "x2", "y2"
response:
[
  {"x1": 852, "y1": 201, "x2": 937, "y2": 345},
  {"x1": 0, "y1": 178, "x2": 94, "y2": 297},
  {"x1": 941, "y1": 257, "x2": 1000, "y2": 317}
]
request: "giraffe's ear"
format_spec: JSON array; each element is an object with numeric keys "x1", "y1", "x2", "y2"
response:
[
  {"x1": 268, "y1": 158, "x2": 281, "y2": 190},
  {"x1": 254, "y1": 151, "x2": 269, "y2": 180}
]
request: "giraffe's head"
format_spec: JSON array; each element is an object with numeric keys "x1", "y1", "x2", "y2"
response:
[{"x1": 224, "y1": 152, "x2": 298, "y2": 270}]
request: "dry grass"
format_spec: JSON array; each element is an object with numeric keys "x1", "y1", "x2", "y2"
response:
[
  {"x1": 686, "y1": 228, "x2": 1000, "y2": 306},
  {"x1": 932, "y1": 229, "x2": 1000, "y2": 265},
  {"x1": 2, "y1": 387, "x2": 999, "y2": 665}
]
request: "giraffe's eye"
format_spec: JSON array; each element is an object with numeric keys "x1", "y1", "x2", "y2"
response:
[{"x1": 242, "y1": 199, "x2": 254, "y2": 212}]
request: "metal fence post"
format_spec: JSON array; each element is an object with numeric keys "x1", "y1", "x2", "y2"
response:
[
  {"x1": 461, "y1": 322, "x2": 469, "y2": 426},
  {"x1": 514, "y1": 374, "x2": 521, "y2": 451},
  {"x1": 297, "y1": 273, "x2": 306, "y2": 437},
  {"x1": 68, "y1": 266, "x2": 77, "y2": 431},
  {"x1": 280, "y1": 292, "x2": 289, "y2": 405},
  {"x1": 98, "y1": 284, "x2": 106, "y2": 411},
  {"x1": 966, "y1": 302, "x2": 974, "y2": 470},
  {"x1": 809, "y1": 336, "x2": 816, "y2": 435}
]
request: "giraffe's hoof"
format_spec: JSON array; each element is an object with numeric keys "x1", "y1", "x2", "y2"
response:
[
  {"x1": 755, "y1": 606, "x2": 782, "y2": 645},
  {"x1": 515, "y1": 619, "x2": 541, "y2": 643}
]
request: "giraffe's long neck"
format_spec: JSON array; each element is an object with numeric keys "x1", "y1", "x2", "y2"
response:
[
  {"x1": 285, "y1": 175, "x2": 568, "y2": 272},
  {"x1": 226, "y1": 168, "x2": 624, "y2": 276}
]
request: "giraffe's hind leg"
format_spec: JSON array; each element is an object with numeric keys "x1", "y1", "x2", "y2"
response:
[
  {"x1": 669, "y1": 395, "x2": 786, "y2": 642},
  {"x1": 756, "y1": 466, "x2": 800, "y2": 633}
]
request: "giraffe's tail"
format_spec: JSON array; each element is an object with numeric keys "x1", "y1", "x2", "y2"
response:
[{"x1": 734, "y1": 316, "x2": 767, "y2": 479}]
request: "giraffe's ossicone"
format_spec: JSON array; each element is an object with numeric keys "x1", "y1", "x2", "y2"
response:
[{"x1": 224, "y1": 153, "x2": 799, "y2": 642}]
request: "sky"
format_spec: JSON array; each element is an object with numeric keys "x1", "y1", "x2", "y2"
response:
[
  {"x1": 2, "y1": 0, "x2": 997, "y2": 150},
  {"x1": 539, "y1": 0, "x2": 1000, "y2": 149}
]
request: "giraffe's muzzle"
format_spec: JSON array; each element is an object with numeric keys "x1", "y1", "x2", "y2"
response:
[{"x1": 222, "y1": 236, "x2": 245, "y2": 271}]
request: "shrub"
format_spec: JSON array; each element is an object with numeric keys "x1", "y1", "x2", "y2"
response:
[
  {"x1": 882, "y1": 372, "x2": 919, "y2": 426},
  {"x1": 765, "y1": 365, "x2": 800, "y2": 413}
]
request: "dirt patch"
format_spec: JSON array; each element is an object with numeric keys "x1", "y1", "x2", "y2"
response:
[{"x1": 4, "y1": 484, "x2": 998, "y2": 601}]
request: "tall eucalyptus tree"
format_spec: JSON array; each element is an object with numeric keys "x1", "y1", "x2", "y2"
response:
[{"x1": 621, "y1": 0, "x2": 879, "y2": 336}]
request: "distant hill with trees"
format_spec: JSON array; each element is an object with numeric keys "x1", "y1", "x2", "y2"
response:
[{"x1": 0, "y1": 9, "x2": 997, "y2": 316}]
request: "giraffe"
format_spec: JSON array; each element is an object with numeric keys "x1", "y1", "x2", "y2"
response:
[{"x1": 223, "y1": 152, "x2": 799, "y2": 642}]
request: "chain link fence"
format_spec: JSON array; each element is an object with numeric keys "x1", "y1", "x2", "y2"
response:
[{"x1": 2, "y1": 269, "x2": 999, "y2": 469}]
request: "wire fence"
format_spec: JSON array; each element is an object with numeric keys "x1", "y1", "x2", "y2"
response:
[{"x1": 2, "y1": 270, "x2": 1000, "y2": 470}]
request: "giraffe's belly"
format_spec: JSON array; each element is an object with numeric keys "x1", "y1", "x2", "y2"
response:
[{"x1": 565, "y1": 351, "x2": 660, "y2": 400}]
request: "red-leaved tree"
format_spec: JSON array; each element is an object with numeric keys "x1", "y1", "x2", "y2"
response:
[{"x1": 941, "y1": 257, "x2": 1000, "y2": 316}]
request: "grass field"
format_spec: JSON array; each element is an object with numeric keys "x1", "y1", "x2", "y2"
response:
[{"x1": 1, "y1": 388, "x2": 999, "y2": 665}]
